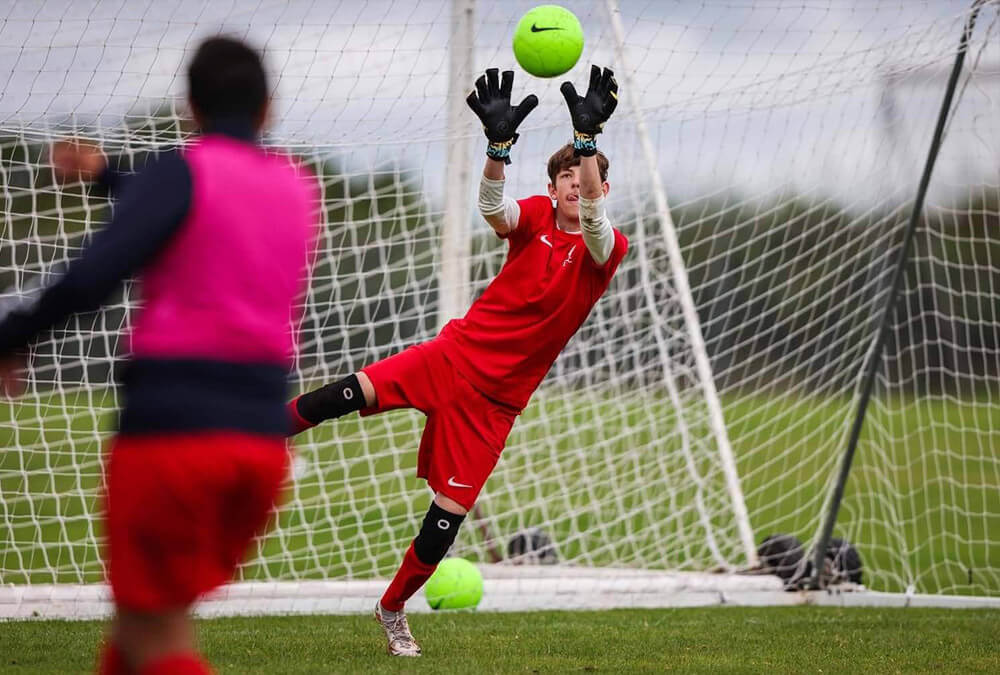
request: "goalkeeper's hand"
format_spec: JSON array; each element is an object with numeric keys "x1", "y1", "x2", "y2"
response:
[
  {"x1": 560, "y1": 65, "x2": 619, "y2": 156},
  {"x1": 466, "y1": 68, "x2": 538, "y2": 164}
]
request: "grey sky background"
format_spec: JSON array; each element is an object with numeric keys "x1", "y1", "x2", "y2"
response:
[{"x1": 1, "y1": 0, "x2": 997, "y2": 207}]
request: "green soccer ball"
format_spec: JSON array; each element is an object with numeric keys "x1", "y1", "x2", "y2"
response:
[
  {"x1": 424, "y1": 557, "x2": 483, "y2": 610},
  {"x1": 512, "y1": 5, "x2": 584, "y2": 78}
]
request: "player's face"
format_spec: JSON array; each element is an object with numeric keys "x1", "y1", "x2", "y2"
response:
[
  {"x1": 547, "y1": 165, "x2": 610, "y2": 224},
  {"x1": 549, "y1": 166, "x2": 581, "y2": 221}
]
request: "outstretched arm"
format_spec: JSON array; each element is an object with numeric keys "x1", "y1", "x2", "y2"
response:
[
  {"x1": 0, "y1": 145, "x2": 191, "y2": 393},
  {"x1": 467, "y1": 68, "x2": 536, "y2": 236},
  {"x1": 562, "y1": 65, "x2": 619, "y2": 265},
  {"x1": 578, "y1": 155, "x2": 614, "y2": 266},
  {"x1": 478, "y1": 158, "x2": 521, "y2": 236}
]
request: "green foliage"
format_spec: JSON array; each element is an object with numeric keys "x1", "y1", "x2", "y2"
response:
[{"x1": 618, "y1": 188, "x2": 1000, "y2": 395}]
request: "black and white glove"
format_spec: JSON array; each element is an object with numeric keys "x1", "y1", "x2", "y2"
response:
[
  {"x1": 560, "y1": 65, "x2": 619, "y2": 156},
  {"x1": 466, "y1": 68, "x2": 538, "y2": 164}
]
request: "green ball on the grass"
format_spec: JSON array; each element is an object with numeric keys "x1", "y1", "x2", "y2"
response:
[
  {"x1": 512, "y1": 5, "x2": 584, "y2": 78},
  {"x1": 424, "y1": 557, "x2": 483, "y2": 610}
]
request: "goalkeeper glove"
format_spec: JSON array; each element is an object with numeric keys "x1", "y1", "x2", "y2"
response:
[
  {"x1": 466, "y1": 68, "x2": 538, "y2": 164},
  {"x1": 560, "y1": 65, "x2": 619, "y2": 157}
]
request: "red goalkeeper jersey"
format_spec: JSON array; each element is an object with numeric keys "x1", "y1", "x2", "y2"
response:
[{"x1": 438, "y1": 195, "x2": 628, "y2": 410}]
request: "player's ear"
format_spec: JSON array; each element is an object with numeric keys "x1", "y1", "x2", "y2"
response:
[
  {"x1": 254, "y1": 98, "x2": 272, "y2": 134},
  {"x1": 189, "y1": 99, "x2": 205, "y2": 131},
  {"x1": 547, "y1": 182, "x2": 558, "y2": 200},
  {"x1": 602, "y1": 181, "x2": 610, "y2": 197}
]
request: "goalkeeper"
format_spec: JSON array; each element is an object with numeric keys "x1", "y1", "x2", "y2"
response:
[
  {"x1": 289, "y1": 66, "x2": 626, "y2": 657},
  {"x1": 0, "y1": 38, "x2": 317, "y2": 674}
]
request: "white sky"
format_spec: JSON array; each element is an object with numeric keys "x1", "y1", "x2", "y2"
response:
[{"x1": 0, "y1": 0, "x2": 997, "y2": 205}]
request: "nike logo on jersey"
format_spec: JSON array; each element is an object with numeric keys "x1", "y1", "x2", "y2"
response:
[
  {"x1": 447, "y1": 476, "x2": 474, "y2": 489},
  {"x1": 540, "y1": 234, "x2": 553, "y2": 248},
  {"x1": 530, "y1": 24, "x2": 562, "y2": 32}
]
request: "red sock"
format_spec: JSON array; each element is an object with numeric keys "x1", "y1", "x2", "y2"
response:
[
  {"x1": 97, "y1": 642, "x2": 131, "y2": 675},
  {"x1": 380, "y1": 543, "x2": 437, "y2": 612},
  {"x1": 287, "y1": 396, "x2": 315, "y2": 436},
  {"x1": 139, "y1": 653, "x2": 213, "y2": 675}
]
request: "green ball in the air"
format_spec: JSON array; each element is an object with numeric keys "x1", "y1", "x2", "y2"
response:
[
  {"x1": 512, "y1": 5, "x2": 584, "y2": 78},
  {"x1": 424, "y1": 557, "x2": 483, "y2": 610}
]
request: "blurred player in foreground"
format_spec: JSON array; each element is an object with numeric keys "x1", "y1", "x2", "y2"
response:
[
  {"x1": 287, "y1": 65, "x2": 625, "y2": 656},
  {"x1": 0, "y1": 37, "x2": 317, "y2": 674}
]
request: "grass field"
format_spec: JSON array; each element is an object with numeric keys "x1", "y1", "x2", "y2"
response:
[
  {"x1": 4, "y1": 607, "x2": 1000, "y2": 673},
  {"x1": 2, "y1": 387, "x2": 998, "y2": 596}
]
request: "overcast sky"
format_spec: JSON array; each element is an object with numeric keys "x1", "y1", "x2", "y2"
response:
[{"x1": 0, "y1": 0, "x2": 997, "y2": 205}]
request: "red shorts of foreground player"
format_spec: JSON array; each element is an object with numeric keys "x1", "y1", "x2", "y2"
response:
[
  {"x1": 361, "y1": 338, "x2": 519, "y2": 511},
  {"x1": 104, "y1": 432, "x2": 289, "y2": 611}
]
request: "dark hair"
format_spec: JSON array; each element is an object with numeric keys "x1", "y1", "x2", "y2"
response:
[
  {"x1": 547, "y1": 143, "x2": 609, "y2": 184},
  {"x1": 188, "y1": 36, "x2": 268, "y2": 121}
]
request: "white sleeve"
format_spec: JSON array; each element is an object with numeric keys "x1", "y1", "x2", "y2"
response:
[
  {"x1": 478, "y1": 175, "x2": 521, "y2": 232},
  {"x1": 578, "y1": 195, "x2": 615, "y2": 266}
]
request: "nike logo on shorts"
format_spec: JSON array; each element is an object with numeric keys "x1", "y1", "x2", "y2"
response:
[{"x1": 447, "y1": 476, "x2": 473, "y2": 489}]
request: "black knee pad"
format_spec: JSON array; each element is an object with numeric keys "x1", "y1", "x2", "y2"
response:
[
  {"x1": 412, "y1": 502, "x2": 465, "y2": 565},
  {"x1": 295, "y1": 374, "x2": 365, "y2": 424}
]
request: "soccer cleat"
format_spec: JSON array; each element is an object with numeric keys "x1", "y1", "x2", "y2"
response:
[{"x1": 374, "y1": 602, "x2": 422, "y2": 657}]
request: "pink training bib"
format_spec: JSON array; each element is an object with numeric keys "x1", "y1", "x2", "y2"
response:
[{"x1": 130, "y1": 136, "x2": 317, "y2": 365}]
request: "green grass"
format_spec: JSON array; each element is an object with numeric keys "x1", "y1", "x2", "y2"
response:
[
  {"x1": 3, "y1": 607, "x2": 999, "y2": 673},
  {"x1": 2, "y1": 388, "x2": 999, "y2": 595}
]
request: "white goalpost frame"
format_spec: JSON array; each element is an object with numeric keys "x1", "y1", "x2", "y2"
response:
[
  {"x1": 6, "y1": 569, "x2": 1000, "y2": 621},
  {"x1": 439, "y1": 0, "x2": 476, "y2": 333},
  {"x1": 603, "y1": 0, "x2": 758, "y2": 568},
  {"x1": 0, "y1": 0, "x2": 774, "y2": 622}
]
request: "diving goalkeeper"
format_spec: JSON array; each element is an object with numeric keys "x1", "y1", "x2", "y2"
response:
[{"x1": 288, "y1": 66, "x2": 626, "y2": 656}]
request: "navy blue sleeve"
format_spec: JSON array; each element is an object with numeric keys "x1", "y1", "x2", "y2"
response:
[
  {"x1": 0, "y1": 151, "x2": 192, "y2": 354},
  {"x1": 96, "y1": 165, "x2": 126, "y2": 195},
  {"x1": 95, "y1": 151, "x2": 155, "y2": 196}
]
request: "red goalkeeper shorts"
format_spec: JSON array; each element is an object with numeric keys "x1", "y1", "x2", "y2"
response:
[
  {"x1": 104, "y1": 432, "x2": 289, "y2": 611},
  {"x1": 361, "y1": 339, "x2": 519, "y2": 510}
]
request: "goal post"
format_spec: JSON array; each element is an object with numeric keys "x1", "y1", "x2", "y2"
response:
[
  {"x1": 439, "y1": 0, "x2": 476, "y2": 333},
  {"x1": 604, "y1": 0, "x2": 757, "y2": 568},
  {"x1": 2, "y1": 0, "x2": 999, "y2": 618}
]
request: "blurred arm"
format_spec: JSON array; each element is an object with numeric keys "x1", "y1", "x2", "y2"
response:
[{"x1": 0, "y1": 153, "x2": 192, "y2": 354}]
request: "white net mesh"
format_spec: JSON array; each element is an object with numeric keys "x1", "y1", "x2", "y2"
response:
[{"x1": 1, "y1": 0, "x2": 998, "y2": 600}]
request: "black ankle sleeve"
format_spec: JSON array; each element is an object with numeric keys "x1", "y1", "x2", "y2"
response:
[{"x1": 296, "y1": 374, "x2": 365, "y2": 424}]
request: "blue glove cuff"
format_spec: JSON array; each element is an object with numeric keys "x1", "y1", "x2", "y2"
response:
[
  {"x1": 486, "y1": 138, "x2": 515, "y2": 164},
  {"x1": 573, "y1": 130, "x2": 597, "y2": 157}
]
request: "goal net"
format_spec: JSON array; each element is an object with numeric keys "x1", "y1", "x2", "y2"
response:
[{"x1": 2, "y1": 0, "x2": 998, "y2": 615}]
